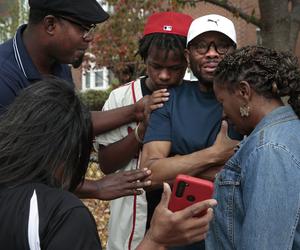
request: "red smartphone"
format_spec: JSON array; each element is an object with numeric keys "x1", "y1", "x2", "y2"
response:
[{"x1": 168, "y1": 174, "x2": 214, "y2": 216}]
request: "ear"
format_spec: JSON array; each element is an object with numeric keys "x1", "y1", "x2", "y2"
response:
[
  {"x1": 237, "y1": 80, "x2": 252, "y2": 102},
  {"x1": 43, "y1": 15, "x2": 57, "y2": 35}
]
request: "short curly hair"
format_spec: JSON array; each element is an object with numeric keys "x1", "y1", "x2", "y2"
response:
[{"x1": 214, "y1": 45, "x2": 300, "y2": 118}]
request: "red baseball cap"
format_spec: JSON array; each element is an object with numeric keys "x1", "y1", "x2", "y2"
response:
[{"x1": 143, "y1": 12, "x2": 193, "y2": 37}]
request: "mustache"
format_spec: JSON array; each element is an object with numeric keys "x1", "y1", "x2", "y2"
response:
[{"x1": 204, "y1": 58, "x2": 219, "y2": 64}]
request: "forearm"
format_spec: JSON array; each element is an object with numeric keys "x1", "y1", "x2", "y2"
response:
[
  {"x1": 91, "y1": 105, "x2": 137, "y2": 136},
  {"x1": 74, "y1": 179, "x2": 98, "y2": 199},
  {"x1": 98, "y1": 133, "x2": 141, "y2": 174},
  {"x1": 142, "y1": 147, "x2": 217, "y2": 189}
]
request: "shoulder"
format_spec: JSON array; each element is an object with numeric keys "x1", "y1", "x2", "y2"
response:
[
  {"x1": 34, "y1": 184, "x2": 96, "y2": 233},
  {"x1": 110, "y1": 81, "x2": 133, "y2": 95},
  {"x1": 33, "y1": 184, "x2": 102, "y2": 249},
  {"x1": 112, "y1": 78, "x2": 142, "y2": 95},
  {"x1": 0, "y1": 38, "x2": 16, "y2": 70},
  {"x1": 0, "y1": 39, "x2": 26, "y2": 87},
  {"x1": 0, "y1": 38, "x2": 13, "y2": 61},
  {"x1": 103, "y1": 78, "x2": 142, "y2": 109},
  {"x1": 169, "y1": 80, "x2": 197, "y2": 95},
  {"x1": 0, "y1": 39, "x2": 20, "y2": 77},
  {"x1": 35, "y1": 184, "x2": 85, "y2": 212}
]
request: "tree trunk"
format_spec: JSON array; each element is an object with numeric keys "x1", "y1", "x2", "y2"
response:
[
  {"x1": 259, "y1": 0, "x2": 291, "y2": 51},
  {"x1": 289, "y1": 0, "x2": 300, "y2": 51}
]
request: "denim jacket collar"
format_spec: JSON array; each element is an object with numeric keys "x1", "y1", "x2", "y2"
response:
[{"x1": 240, "y1": 105, "x2": 297, "y2": 148}]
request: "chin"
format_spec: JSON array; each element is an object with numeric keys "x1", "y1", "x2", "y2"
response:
[
  {"x1": 197, "y1": 73, "x2": 213, "y2": 85},
  {"x1": 71, "y1": 53, "x2": 85, "y2": 68},
  {"x1": 237, "y1": 127, "x2": 251, "y2": 137},
  {"x1": 72, "y1": 58, "x2": 84, "y2": 68}
]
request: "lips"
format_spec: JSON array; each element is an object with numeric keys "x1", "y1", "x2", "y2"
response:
[{"x1": 203, "y1": 62, "x2": 219, "y2": 73}]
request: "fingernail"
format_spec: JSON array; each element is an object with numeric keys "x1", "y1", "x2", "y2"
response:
[{"x1": 145, "y1": 180, "x2": 151, "y2": 185}]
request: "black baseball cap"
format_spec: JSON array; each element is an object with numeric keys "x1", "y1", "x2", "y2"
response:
[{"x1": 29, "y1": 0, "x2": 110, "y2": 24}]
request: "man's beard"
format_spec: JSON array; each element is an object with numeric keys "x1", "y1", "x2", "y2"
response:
[
  {"x1": 190, "y1": 59, "x2": 217, "y2": 91},
  {"x1": 72, "y1": 53, "x2": 85, "y2": 68}
]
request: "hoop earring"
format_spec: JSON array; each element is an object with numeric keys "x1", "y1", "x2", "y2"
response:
[{"x1": 240, "y1": 105, "x2": 250, "y2": 117}]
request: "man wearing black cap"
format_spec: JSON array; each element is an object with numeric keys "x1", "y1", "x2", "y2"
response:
[{"x1": 0, "y1": 0, "x2": 156, "y2": 200}]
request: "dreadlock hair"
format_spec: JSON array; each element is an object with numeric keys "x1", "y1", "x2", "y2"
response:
[
  {"x1": 214, "y1": 45, "x2": 300, "y2": 118},
  {"x1": 138, "y1": 33, "x2": 187, "y2": 62},
  {"x1": 0, "y1": 77, "x2": 93, "y2": 192}
]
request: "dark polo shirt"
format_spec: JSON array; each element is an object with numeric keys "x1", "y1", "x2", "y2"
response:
[{"x1": 0, "y1": 24, "x2": 73, "y2": 116}]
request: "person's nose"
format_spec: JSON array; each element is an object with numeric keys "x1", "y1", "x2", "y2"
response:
[
  {"x1": 158, "y1": 69, "x2": 171, "y2": 81},
  {"x1": 205, "y1": 43, "x2": 219, "y2": 58}
]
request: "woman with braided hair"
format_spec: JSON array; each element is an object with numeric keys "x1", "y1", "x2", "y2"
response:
[
  {"x1": 0, "y1": 77, "x2": 216, "y2": 249},
  {"x1": 206, "y1": 45, "x2": 300, "y2": 250}
]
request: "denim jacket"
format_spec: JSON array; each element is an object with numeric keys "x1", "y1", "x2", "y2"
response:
[{"x1": 206, "y1": 106, "x2": 300, "y2": 250}]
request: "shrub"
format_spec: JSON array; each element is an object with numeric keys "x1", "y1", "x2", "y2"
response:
[{"x1": 79, "y1": 88, "x2": 112, "y2": 111}]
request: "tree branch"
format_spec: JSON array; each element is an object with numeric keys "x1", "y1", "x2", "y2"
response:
[{"x1": 177, "y1": 0, "x2": 262, "y2": 28}]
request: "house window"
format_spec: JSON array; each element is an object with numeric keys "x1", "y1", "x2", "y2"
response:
[
  {"x1": 95, "y1": 70, "x2": 104, "y2": 87},
  {"x1": 82, "y1": 66, "x2": 110, "y2": 91},
  {"x1": 85, "y1": 71, "x2": 91, "y2": 89}
]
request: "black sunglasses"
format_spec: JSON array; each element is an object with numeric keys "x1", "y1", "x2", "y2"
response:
[{"x1": 190, "y1": 41, "x2": 235, "y2": 55}]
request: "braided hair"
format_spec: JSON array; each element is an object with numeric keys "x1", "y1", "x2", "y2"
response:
[
  {"x1": 214, "y1": 45, "x2": 300, "y2": 118},
  {"x1": 138, "y1": 33, "x2": 187, "y2": 62}
]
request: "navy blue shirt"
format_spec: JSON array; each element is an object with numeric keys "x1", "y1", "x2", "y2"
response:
[
  {"x1": 144, "y1": 80, "x2": 240, "y2": 152},
  {"x1": 144, "y1": 80, "x2": 241, "y2": 234},
  {"x1": 0, "y1": 25, "x2": 73, "y2": 115}
]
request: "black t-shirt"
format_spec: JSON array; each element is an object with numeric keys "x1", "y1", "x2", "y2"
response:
[
  {"x1": 140, "y1": 76, "x2": 152, "y2": 96},
  {"x1": 0, "y1": 183, "x2": 102, "y2": 250}
]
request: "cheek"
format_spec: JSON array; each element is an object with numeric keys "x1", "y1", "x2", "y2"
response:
[
  {"x1": 224, "y1": 103, "x2": 239, "y2": 120},
  {"x1": 147, "y1": 67, "x2": 158, "y2": 79},
  {"x1": 191, "y1": 55, "x2": 204, "y2": 66}
]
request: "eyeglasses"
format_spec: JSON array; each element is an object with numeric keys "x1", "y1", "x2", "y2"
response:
[
  {"x1": 189, "y1": 41, "x2": 235, "y2": 55},
  {"x1": 57, "y1": 15, "x2": 97, "y2": 39}
]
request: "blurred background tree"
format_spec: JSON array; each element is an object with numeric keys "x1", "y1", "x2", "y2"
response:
[{"x1": 0, "y1": 0, "x2": 28, "y2": 42}]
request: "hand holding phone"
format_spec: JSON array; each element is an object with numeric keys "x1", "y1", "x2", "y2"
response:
[{"x1": 168, "y1": 174, "x2": 214, "y2": 216}]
